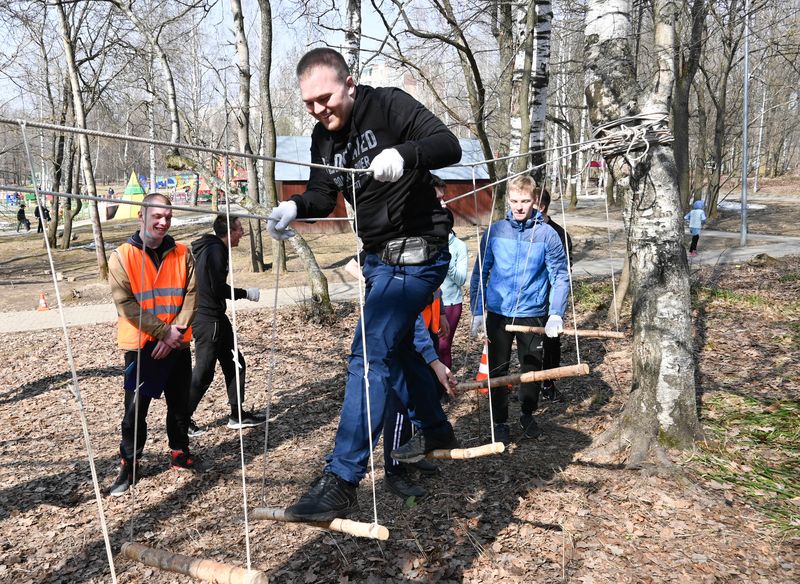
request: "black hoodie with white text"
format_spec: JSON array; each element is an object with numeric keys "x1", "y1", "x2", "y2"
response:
[{"x1": 290, "y1": 85, "x2": 461, "y2": 251}]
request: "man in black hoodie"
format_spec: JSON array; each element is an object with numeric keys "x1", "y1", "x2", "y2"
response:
[
  {"x1": 267, "y1": 48, "x2": 462, "y2": 521},
  {"x1": 188, "y1": 214, "x2": 264, "y2": 435}
]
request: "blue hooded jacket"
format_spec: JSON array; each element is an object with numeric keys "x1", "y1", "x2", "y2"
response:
[
  {"x1": 684, "y1": 200, "x2": 707, "y2": 235},
  {"x1": 470, "y1": 210, "x2": 570, "y2": 318}
]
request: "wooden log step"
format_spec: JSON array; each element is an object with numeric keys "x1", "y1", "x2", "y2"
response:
[
  {"x1": 120, "y1": 542, "x2": 268, "y2": 584},
  {"x1": 459, "y1": 363, "x2": 590, "y2": 393},
  {"x1": 505, "y1": 324, "x2": 625, "y2": 338},
  {"x1": 251, "y1": 508, "x2": 389, "y2": 541}
]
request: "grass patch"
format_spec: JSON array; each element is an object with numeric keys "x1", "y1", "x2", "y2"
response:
[
  {"x1": 694, "y1": 286, "x2": 771, "y2": 307},
  {"x1": 694, "y1": 392, "x2": 800, "y2": 535},
  {"x1": 779, "y1": 272, "x2": 800, "y2": 283},
  {"x1": 573, "y1": 281, "x2": 612, "y2": 312}
]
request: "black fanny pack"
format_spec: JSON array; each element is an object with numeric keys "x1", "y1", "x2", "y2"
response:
[{"x1": 380, "y1": 236, "x2": 442, "y2": 266}]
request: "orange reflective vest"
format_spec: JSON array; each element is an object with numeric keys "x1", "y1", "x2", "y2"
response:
[
  {"x1": 421, "y1": 290, "x2": 442, "y2": 334},
  {"x1": 115, "y1": 242, "x2": 192, "y2": 349}
]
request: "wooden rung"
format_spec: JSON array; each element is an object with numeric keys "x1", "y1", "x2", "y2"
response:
[
  {"x1": 427, "y1": 441, "x2": 505, "y2": 459},
  {"x1": 120, "y1": 542, "x2": 268, "y2": 584},
  {"x1": 505, "y1": 324, "x2": 625, "y2": 339},
  {"x1": 251, "y1": 507, "x2": 389, "y2": 541},
  {"x1": 459, "y1": 363, "x2": 590, "y2": 393}
]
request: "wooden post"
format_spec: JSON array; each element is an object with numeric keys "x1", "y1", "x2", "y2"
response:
[
  {"x1": 120, "y1": 542, "x2": 268, "y2": 584},
  {"x1": 459, "y1": 363, "x2": 590, "y2": 393},
  {"x1": 505, "y1": 324, "x2": 625, "y2": 338},
  {"x1": 428, "y1": 442, "x2": 505, "y2": 459},
  {"x1": 251, "y1": 508, "x2": 389, "y2": 541}
]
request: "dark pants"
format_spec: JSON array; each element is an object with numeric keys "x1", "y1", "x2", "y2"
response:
[
  {"x1": 37, "y1": 219, "x2": 43, "y2": 233},
  {"x1": 437, "y1": 303, "x2": 462, "y2": 369},
  {"x1": 120, "y1": 347, "x2": 191, "y2": 461},
  {"x1": 542, "y1": 334, "x2": 561, "y2": 384},
  {"x1": 485, "y1": 312, "x2": 545, "y2": 423},
  {"x1": 690, "y1": 234, "x2": 700, "y2": 252},
  {"x1": 324, "y1": 250, "x2": 452, "y2": 484},
  {"x1": 189, "y1": 318, "x2": 246, "y2": 417},
  {"x1": 383, "y1": 389, "x2": 412, "y2": 476}
]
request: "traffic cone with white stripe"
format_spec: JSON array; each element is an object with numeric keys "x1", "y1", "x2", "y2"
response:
[
  {"x1": 476, "y1": 342, "x2": 489, "y2": 394},
  {"x1": 37, "y1": 291, "x2": 49, "y2": 311}
]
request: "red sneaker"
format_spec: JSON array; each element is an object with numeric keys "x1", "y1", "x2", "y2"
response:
[{"x1": 170, "y1": 449, "x2": 196, "y2": 471}]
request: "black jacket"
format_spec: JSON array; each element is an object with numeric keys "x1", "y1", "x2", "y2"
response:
[
  {"x1": 546, "y1": 218, "x2": 574, "y2": 268},
  {"x1": 191, "y1": 234, "x2": 246, "y2": 321},
  {"x1": 291, "y1": 85, "x2": 461, "y2": 250}
]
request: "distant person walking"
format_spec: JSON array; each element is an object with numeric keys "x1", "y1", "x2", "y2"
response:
[
  {"x1": 685, "y1": 200, "x2": 707, "y2": 256},
  {"x1": 16, "y1": 203, "x2": 30, "y2": 232},
  {"x1": 34, "y1": 204, "x2": 51, "y2": 233}
]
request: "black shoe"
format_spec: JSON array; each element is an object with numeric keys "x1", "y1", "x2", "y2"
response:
[
  {"x1": 285, "y1": 473, "x2": 359, "y2": 522},
  {"x1": 386, "y1": 472, "x2": 427, "y2": 500},
  {"x1": 541, "y1": 382, "x2": 564, "y2": 402},
  {"x1": 520, "y1": 414, "x2": 541, "y2": 438},
  {"x1": 227, "y1": 410, "x2": 267, "y2": 429},
  {"x1": 390, "y1": 426, "x2": 459, "y2": 463},
  {"x1": 187, "y1": 419, "x2": 206, "y2": 438},
  {"x1": 404, "y1": 458, "x2": 440, "y2": 476},
  {"x1": 493, "y1": 423, "x2": 510, "y2": 446},
  {"x1": 108, "y1": 459, "x2": 137, "y2": 496}
]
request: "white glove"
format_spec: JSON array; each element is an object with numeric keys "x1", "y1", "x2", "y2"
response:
[
  {"x1": 246, "y1": 287, "x2": 260, "y2": 302},
  {"x1": 368, "y1": 148, "x2": 404, "y2": 182},
  {"x1": 470, "y1": 315, "x2": 485, "y2": 338},
  {"x1": 267, "y1": 201, "x2": 297, "y2": 240},
  {"x1": 544, "y1": 315, "x2": 563, "y2": 338}
]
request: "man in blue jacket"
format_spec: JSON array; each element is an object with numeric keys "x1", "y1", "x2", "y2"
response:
[
  {"x1": 470, "y1": 175, "x2": 570, "y2": 444},
  {"x1": 266, "y1": 48, "x2": 461, "y2": 521}
]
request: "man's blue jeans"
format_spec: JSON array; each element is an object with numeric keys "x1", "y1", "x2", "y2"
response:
[{"x1": 324, "y1": 249, "x2": 452, "y2": 484}]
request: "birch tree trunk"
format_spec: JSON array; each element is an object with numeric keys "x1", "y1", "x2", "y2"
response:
[
  {"x1": 584, "y1": 0, "x2": 701, "y2": 466},
  {"x1": 509, "y1": 2, "x2": 535, "y2": 174},
  {"x1": 56, "y1": 0, "x2": 108, "y2": 280},
  {"x1": 345, "y1": 0, "x2": 361, "y2": 78},
  {"x1": 256, "y1": 0, "x2": 286, "y2": 272},
  {"x1": 529, "y1": 0, "x2": 553, "y2": 184},
  {"x1": 231, "y1": 0, "x2": 264, "y2": 272}
]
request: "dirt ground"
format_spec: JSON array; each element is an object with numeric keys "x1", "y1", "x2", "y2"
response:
[{"x1": 0, "y1": 177, "x2": 798, "y2": 583}]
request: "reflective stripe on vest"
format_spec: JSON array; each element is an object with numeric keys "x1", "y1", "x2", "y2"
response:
[{"x1": 115, "y1": 242, "x2": 192, "y2": 349}]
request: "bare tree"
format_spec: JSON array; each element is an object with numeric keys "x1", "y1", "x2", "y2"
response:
[
  {"x1": 56, "y1": 0, "x2": 108, "y2": 279},
  {"x1": 584, "y1": 0, "x2": 701, "y2": 466}
]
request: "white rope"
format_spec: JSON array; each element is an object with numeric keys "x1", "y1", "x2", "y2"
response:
[
  {"x1": 221, "y1": 152, "x2": 254, "y2": 570},
  {"x1": 260, "y1": 248, "x2": 281, "y2": 502},
  {"x1": 470, "y1": 165, "x2": 497, "y2": 441},
  {"x1": 552, "y1": 162, "x2": 582, "y2": 365},
  {"x1": 17, "y1": 121, "x2": 119, "y2": 584},
  {"x1": 599, "y1": 160, "x2": 621, "y2": 331},
  {"x1": 350, "y1": 174, "x2": 380, "y2": 527}
]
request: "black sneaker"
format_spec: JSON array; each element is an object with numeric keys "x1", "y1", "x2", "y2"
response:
[
  {"x1": 494, "y1": 423, "x2": 511, "y2": 446},
  {"x1": 227, "y1": 410, "x2": 267, "y2": 429},
  {"x1": 108, "y1": 459, "x2": 137, "y2": 496},
  {"x1": 520, "y1": 413, "x2": 541, "y2": 438},
  {"x1": 390, "y1": 425, "x2": 459, "y2": 463},
  {"x1": 404, "y1": 458, "x2": 440, "y2": 476},
  {"x1": 187, "y1": 419, "x2": 206, "y2": 438},
  {"x1": 385, "y1": 472, "x2": 427, "y2": 500},
  {"x1": 542, "y1": 382, "x2": 564, "y2": 402},
  {"x1": 285, "y1": 473, "x2": 359, "y2": 522},
  {"x1": 170, "y1": 449, "x2": 197, "y2": 471}
]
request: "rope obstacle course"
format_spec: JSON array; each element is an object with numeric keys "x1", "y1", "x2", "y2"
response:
[{"x1": 4, "y1": 113, "x2": 631, "y2": 578}]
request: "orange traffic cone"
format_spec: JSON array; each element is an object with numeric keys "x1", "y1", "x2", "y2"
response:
[
  {"x1": 476, "y1": 343, "x2": 490, "y2": 394},
  {"x1": 37, "y1": 291, "x2": 49, "y2": 311}
]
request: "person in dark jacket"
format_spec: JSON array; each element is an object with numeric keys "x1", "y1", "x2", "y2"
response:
[
  {"x1": 16, "y1": 203, "x2": 30, "y2": 232},
  {"x1": 188, "y1": 214, "x2": 264, "y2": 435},
  {"x1": 536, "y1": 188, "x2": 573, "y2": 402},
  {"x1": 34, "y1": 204, "x2": 51, "y2": 233},
  {"x1": 266, "y1": 48, "x2": 461, "y2": 522},
  {"x1": 469, "y1": 176, "x2": 570, "y2": 444}
]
